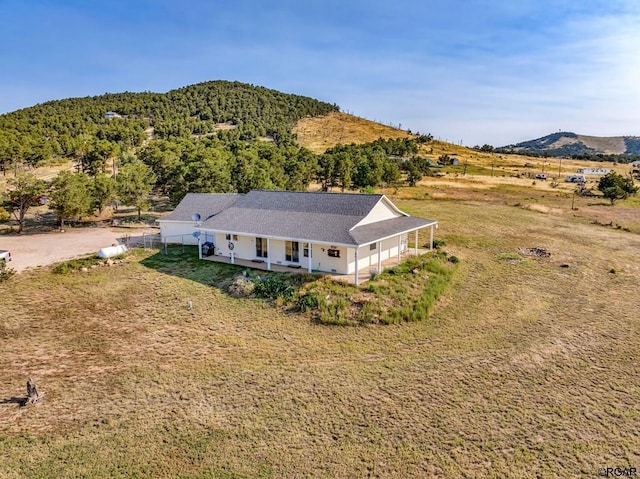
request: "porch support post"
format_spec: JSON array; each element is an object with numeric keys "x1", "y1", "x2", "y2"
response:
[
  {"x1": 308, "y1": 243, "x2": 312, "y2": 273},
  {"x1": 198, "y1": 236, "x2": 202, "y2": 260},
  {"x1": 377, "y1": 241, "x2": 382, "y2": 273},
  {"x1": 397, "y1": 236, "x2": 401, "y2": 265},
  {"x1": 415, "y1": 230, "x2": 419, "y2": 255},
  {"x1": 430, "y1": 225, "x2": 434, "y2": 251},
  {"x1": 354, "y1": 247, "x2": 359, "y2": 285},
  {"x1": 266, "y1": 238, "x2": 271, "y2": 270}
]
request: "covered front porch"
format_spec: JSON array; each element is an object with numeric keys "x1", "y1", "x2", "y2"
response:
[
  {"x1": 199, "y1": 245, "x2": 432, "y2": 284},
  {"x1": 196, "y1": 220, "x2": 437, "y2": 284},
  {"x1": 349, "y1": 223, "x2": 437, "y2": 284},
  {"x1": 332, "y1": 248, "x2": 430, "y2": 284},
  {"x1": 200, "y1": 254, "x2": 313, "y2": 275}
]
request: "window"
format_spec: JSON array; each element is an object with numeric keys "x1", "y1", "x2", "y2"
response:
[
  {"x1": 256, "y1": 237, "x2": 268, "y2": 258},
  {"x1": 370, "y1": 243, "x2": 377, "y2": 251},
  {"x1": 303, "y1": 243, "x2": 310, "y2": 258},
  {"x1": 285, "y1": 241, "x2": 300, "y2": 263},
  {"x1": 327, "y1": 248, "x2": 340, "y2": 258},
  {"x1": 225, "y1": 234, "x2": 238, "y2": 241}
]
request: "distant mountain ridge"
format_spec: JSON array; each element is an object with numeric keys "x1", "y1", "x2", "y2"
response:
[{"x1": 500, "y1": 132, "x2": 640, "y2": 157}]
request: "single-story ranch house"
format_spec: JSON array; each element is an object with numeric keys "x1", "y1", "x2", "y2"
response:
[{"x1": 158, "y1": 190, "x2": 438, "y2": 284}]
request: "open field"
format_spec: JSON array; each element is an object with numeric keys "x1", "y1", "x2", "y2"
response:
[{"x1": 1, "y1": 175, "x2": 639, "y2": 478}]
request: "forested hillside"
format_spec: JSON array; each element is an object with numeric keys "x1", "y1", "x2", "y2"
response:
[
  {"x1": 0, "y1": 81, "x2": 337, "y2": 168},
  {"x1": 0, "y1": 81, "x2": 439, "y2": 228}
]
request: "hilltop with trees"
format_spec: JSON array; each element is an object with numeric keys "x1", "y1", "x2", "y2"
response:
[{"x1": 1, "y1": 81, "x2": 442, "y2": 230}]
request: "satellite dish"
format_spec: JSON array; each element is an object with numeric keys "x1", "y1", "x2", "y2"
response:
[
  {"x1": 192, "y1": 231, "x2": 201, "y2": 238},
  {"x1": 192, "y1": 213, "x2": 202, "y2": 222}
]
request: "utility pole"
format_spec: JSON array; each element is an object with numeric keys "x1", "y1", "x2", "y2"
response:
[{"x1": 558, "y1": 158, "x2": 562, "y2": 179}]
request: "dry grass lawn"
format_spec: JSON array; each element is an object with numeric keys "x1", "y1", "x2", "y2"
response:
[
  {"x1": 1, "y1": 175, "x2": 639, "y2": 478},
  {"x1": 294, "y1": 112, "x2": 413, "y2": 153}
]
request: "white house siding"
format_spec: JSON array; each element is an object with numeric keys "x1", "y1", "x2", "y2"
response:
[
  {"x1": 347, "y1": 246, "x2": 377, "y2": 274},
  {"x1": 159, "y1": 222, "x2": 201, "y2": 245},
  {"x1": 268, "y1": 240, "x2": 347, "y2": 273},
  {"x1": 206, "y1": 233, "x2": 347, "y2": 273},
  {"x1": 314, "y1": 245, "x2": 348, "y2": 274},
  {"x1": 347, "y1": 234, "x2": 409, "y2": 273},
  {"x1": 213, "y1": 233, "x2": 254, "y2": 260},
  {"x1": 353, "y1": 198, "x2": 403, "y2": 227}
]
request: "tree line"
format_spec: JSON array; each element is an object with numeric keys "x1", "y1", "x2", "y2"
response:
[
  {"x1": 1, "y1": 134, "x2": 436, "y2": 232},
  {"x1": 1, "y1": 156, "x2": 156, "y2": 232}
]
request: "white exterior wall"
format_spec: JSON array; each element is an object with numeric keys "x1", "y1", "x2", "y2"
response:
[
  {"x1": 269, "y1": 239, "x2": 285, "y2": 266},
  {"x1": 347, "y1": 247, "x2": 367, "y2": 274},
  {"x1": 209, "y1": 234, "x2": 332, "y2": 271},
  {"x1": 159, "y1": 221, "x2": 200, "y2": 245},
  {"x1": 314, "y1": 245, "x2": 348, "y2": 274},
  {"x1": 576, "y1": 168, "x2": 610, "y2": 174},
  {"x1": 347, "y1": 234, "x2": 409, "y2": 273},
  {"x1": 203, "y1": 230, "x2": 430, "y2": 275},
  {"x1": 213, "y1": 233, "x2": 255, "y2": 260},
  {"x1": 354, "y1": 198, "x2": 402, "y2": 227}
]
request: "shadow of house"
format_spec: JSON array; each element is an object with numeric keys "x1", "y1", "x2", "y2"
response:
[{"x1": 139, "y1": 245, "x2": 320, "y2": 301}]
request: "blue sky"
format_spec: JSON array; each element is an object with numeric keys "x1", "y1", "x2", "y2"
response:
[{"x1": 1, "y1": 0, "x2": 639, "y2": 146}]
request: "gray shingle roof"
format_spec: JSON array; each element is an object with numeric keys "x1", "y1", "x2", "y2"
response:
[
  {"x1": 350, "y1": 216, "x2": 437, "y2": 245},
  {"x1": 159, "y1": 193, "x2": 241, "y2": 222},
  {"x1": 199, "y1": 190, "x2": 436, "y2": 246},
  {"x1": 227, "y1": 190, "x2": 383, "y2": 216}
]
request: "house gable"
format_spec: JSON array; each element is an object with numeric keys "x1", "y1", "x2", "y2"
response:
[{"x1": 352, "y1": 196, "x2": 405, "y2": 228}]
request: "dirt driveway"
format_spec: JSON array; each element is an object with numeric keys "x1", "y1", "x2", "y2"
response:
[{"x1": 0, "y1": 227, "x2": 156, "y2": 273}]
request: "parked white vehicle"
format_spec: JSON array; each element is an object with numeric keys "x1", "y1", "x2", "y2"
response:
[
  {"x1": 0, "y1": 249, "x2": 11, "y2": 264},
  {"x1": 565, "y1": 174, "x2": 586, "y2": 183}
]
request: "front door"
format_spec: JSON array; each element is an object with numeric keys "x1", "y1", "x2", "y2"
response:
[{"x1": 285, "y1": 241, "x2": 299, "y2": 263}]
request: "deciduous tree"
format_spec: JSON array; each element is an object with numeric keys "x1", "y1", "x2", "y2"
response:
[
  {"x1": 49, "y1": 171, "x2": 93, "y2": 228},
  {"x1": 4, "y1": 173, "x2": 47, "y2": 233},
  {"x1": 116, "y1": 159, "x2": 156, "y2": 220},
  {"x1": 597, "y1": 172, "x2": 638, "y2": 205}
]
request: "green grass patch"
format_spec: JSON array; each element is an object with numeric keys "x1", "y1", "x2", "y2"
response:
[
  {"x1": 52, "y1": 255, "x2": 105, "y2": 274},
  {"x1": 291, "y1": 252, "x2": 457, "y2": 325},
  {"x1": 141, "y1": 246, "x2": 318, "y2": 301}
]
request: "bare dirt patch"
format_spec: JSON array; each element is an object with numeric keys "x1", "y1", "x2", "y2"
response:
[{"x1": 0, "y1": 227, "x2": 154, "y2": 272}]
